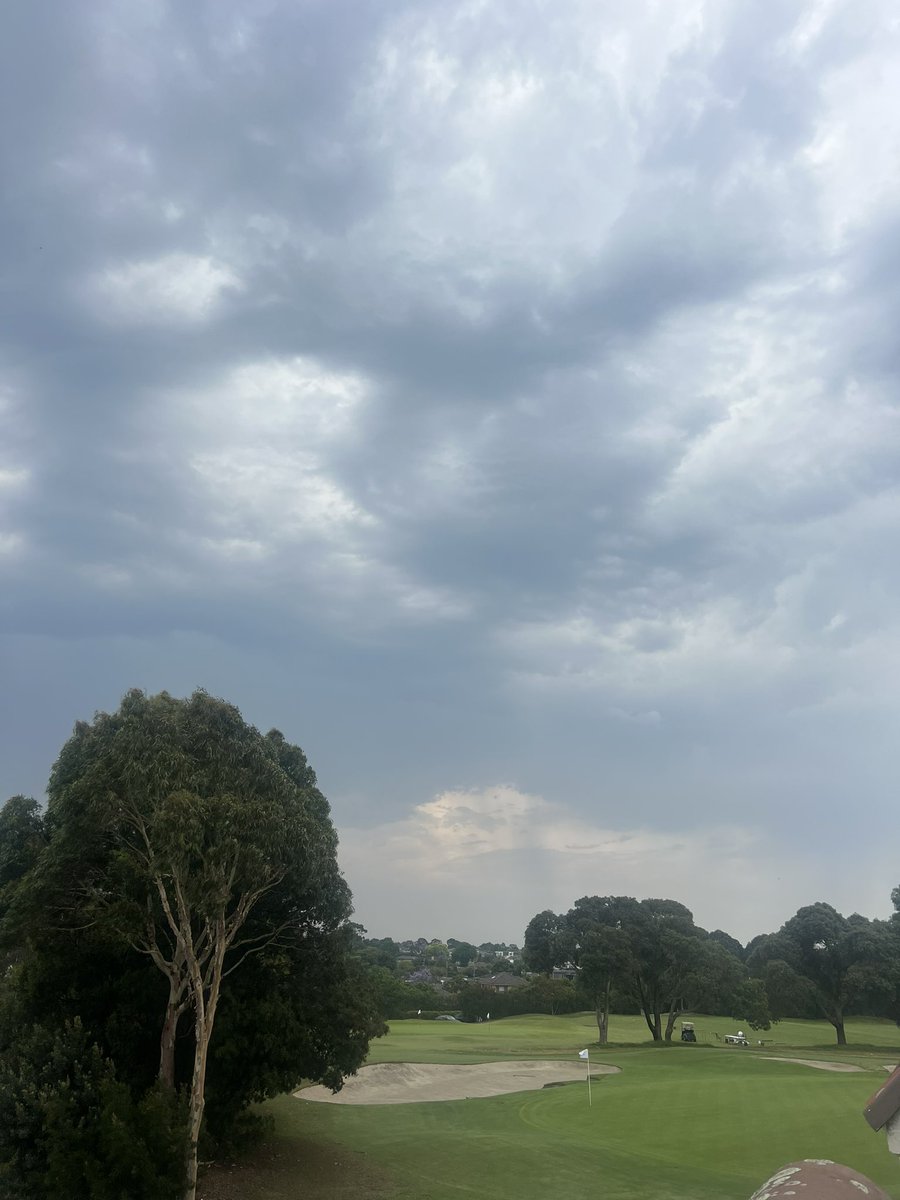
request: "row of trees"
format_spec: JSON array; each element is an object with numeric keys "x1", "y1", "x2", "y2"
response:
[
  {"x1": 0, "y1": 690, "x2": 385, "y2": 1200},
  {"x1": 350, "y1": 931, "x2": 520, "y2": 976},
  {"x1": 524, "y1": 896, "x2": 900, "y2": 1045}
]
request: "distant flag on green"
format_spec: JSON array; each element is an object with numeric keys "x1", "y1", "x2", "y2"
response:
[{"x1": 579, "y1": 1049, "x2": 592, "y2": 1107}]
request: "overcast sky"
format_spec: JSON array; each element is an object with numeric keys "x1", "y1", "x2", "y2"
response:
[{"x1": 2, "y1": 0, "x2": 900, "y2": 946}]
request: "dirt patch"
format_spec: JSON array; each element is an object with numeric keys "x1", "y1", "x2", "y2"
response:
[
  {"x1": 297, "y1": 1060, "x2": 621, "y2": 1105},
  {"x1": 198, "y1": 1133, "x2": 395, "y2": 1200},
  {"x1": 758, "y1": 1056, "x2": 864, "y2": 1073}
]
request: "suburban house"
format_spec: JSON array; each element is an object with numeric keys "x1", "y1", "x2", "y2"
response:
[
  {"x1": 551, "y1": 964, "x2": 578, "y2": 981},
  {"x1": 471, "y1": 972, "x2": 528, "y2": 994}
]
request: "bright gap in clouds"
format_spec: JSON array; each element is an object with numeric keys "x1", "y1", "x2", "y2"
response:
[
  {"x1": 338, "y1": 784, "x2": 872, "y2": 945},
  {"x1": 83, "y1": 254, "x2": 241, "y2": 325}
]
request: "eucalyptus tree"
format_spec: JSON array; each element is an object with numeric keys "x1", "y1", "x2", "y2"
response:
[
  {"x1": 35, "y1": 689, "x2": 365, "y2": 1200},
  {"x1": 0, "y1": 796, "x2": 47, "y2": 972}
]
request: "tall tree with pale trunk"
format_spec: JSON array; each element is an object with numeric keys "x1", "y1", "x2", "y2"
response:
[{"x1": 42, "y1": 689, "x2": 352, "y2": 1200}]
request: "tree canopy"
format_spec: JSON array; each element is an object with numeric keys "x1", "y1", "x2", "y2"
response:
[
  {"x1": 0, "y1": 689, "x2": 382, "y2": 1200},
  {"x1": 525, "y1": 895, "x2": 771, "y2": 1043},
  {"x1": 523, "y1": 909, "x2": 575, "y2": 975},
  {"x1": 748, "y1": 903, "x2": 892, "y2": 1045}
]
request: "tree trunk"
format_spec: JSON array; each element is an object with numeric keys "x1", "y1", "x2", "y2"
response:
[
  {"x1": 159, "y1": 983, "x2": 186, "y2": 1088},
  {"x1": 641, "y1": 1008, "x2": 663, "y2": 1040},
  {"x1": 637, "y1": 978, "x2": 658, "y2": 1039},
  {"x1": 183, "y1": 923, "x2": 226, "y2": 1200},
  {"x1": 664, "y1": 998, "x2": 680, "y2": 1042},
  {"x1": 596, "y1": 978, "x2": 611, "y2": 1044},
  {"x1": 826, "y1": 1002, "x2": 847, "y2": 1046},
  {"x1": 159, "y1": 1001, "x2": 178, "y2": 1089},
  {"x1": 184, "y1": 982, "x2": 224, "y2": 1200},
  {"x1": 185, "y1": 1017, "x2": 211, "y2": 1200},
  {"x1": 596, "y1": 1006, "x2": 608, "y2": 1043}
]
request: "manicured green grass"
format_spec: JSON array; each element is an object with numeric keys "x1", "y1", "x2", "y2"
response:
[
  {"x1": 364, "y1": 1010, "x2": 605, "y2": 1064},
  {"x1": 201, "y1": 1014, "x2": 900, "y2": 1200},
  {"x1": 366, "y1": 1011, "x2": 900, "y2": 1066}
]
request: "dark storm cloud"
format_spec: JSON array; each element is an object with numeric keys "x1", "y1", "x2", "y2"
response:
[{"x1": 3, "y1": 0, "x2": 900, "y2": 941}]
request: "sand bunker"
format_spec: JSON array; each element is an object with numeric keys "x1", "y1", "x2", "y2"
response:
[
  {"x1": 758, "y1": 1056, "x2": 864, "y2": 1073},
  {"x1": 297, "y1": 1060, "x2": 621, "y2": 1105}
]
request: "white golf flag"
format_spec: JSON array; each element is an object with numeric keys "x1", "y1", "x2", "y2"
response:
[{"x1": 580, "y1": 1049, "x2": 592, "y2": 1107}]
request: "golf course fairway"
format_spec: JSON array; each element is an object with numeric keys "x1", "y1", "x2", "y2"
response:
[{"x1": 204, "y1": 1013, "x2": 900, "y2": 1199}]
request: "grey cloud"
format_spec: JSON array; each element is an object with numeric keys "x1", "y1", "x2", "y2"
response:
[{"x1": 3, "y1": 0, "x2": 900, "y2": 941}]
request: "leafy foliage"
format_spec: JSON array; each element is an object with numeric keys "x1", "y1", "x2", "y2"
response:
[
  {"x1": 522, "y1": 910, "x2": 575, "y2": 975},
  {"x1": 0, "y1": 690, "x2": 382, "y2": 1200},
  {"x1": 526, "y1": 895, "x2": 771, "y2": 1042},
  {"x1": 0, "y1": 797, "x2": 46, "y2": 895},
  {"x1": 0, "y1": 1018, "x2": 185, "y2": 1200},
  {"x1": 748, "y1": 903, "x2": 893, "y2": 1044},
  {"x1": 362, "y1": 966, "x2": 449, "y2": 1020},
  {"x1": 566, "y1": 896, "x2": 635, "y2": 1042},
  {"x1": 459, "y1": 977, "x2": 579, "y2": 1020},
  {"x1": 450, "y1": 941, "x2": 477, "y2": 966}
]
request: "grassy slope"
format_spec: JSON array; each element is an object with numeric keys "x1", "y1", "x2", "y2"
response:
[
  {"x1": 365, "y1": 1012, "x2": 900, "y2": 1063},
  {"x1": 200, "y1": 1014, "x2": 900, "y2": 1200}
]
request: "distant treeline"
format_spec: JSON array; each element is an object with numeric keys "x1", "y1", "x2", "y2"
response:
[
  {"x1": 524, "y1": 894, "x2": 900, "y2": 1045},
  {"x1": 351, "y1": 893, "x2": 900, "y2": 1047}
]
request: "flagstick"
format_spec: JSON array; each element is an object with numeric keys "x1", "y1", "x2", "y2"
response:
[{"x1": 587, "y1": 1052, "x2": 592, "y2": 1108}]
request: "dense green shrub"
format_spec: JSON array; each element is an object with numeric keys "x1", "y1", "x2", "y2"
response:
[
  {"x1": 0, "y1": 1019, "x2": 186, "y2": 1200},
  {"x1": 363, "y1": 966, "x2": 454, "y2": 1020},
  {"x1": 400, "y1": 1009, "x2": 460, "y2": 1020},
  {"x1": 459, "y1": 978, "x2": 580, "y2": 1021}
]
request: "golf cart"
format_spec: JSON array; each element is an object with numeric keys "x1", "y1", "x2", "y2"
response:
[
  {"x1": 724, "y1": 1030, "x2": 750, "y2": 1045},
  {"x1": 680, "y1": 1022, "x2": 696, "y2": 1043}
]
